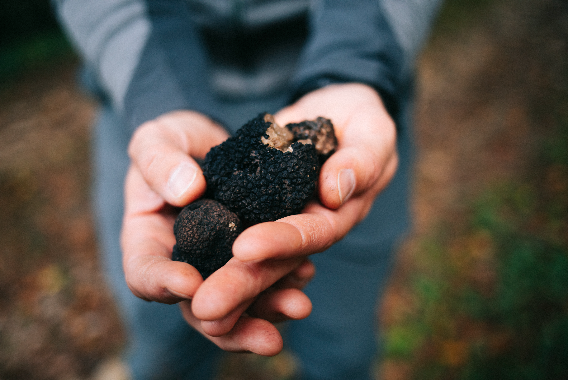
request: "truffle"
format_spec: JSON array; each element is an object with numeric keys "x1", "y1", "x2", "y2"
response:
[
  {"x1": 172, "y1": 199, "x2": 243, "y2": 278},
  {"x1": 173, "y1": 113, "x2": 336, "y2": 277},
  {"x1": 202, "y1": 113, "x2": 337, "y2": 224},
  {"x1": 285, "y1": 116, "x2": 337, "y2": 164}
]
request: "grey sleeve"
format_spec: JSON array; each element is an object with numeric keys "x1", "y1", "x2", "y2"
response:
[
  {"x1": 380, "y1": 0, "x2": 443, "y2": 71},
  {"x1": 53, "y1": 0, "x2": 442, "y2": 129},
  {"x1": 52, "y1": 0, "x2": 151, "y2": 112},
  {"x1": 292, "y1": 0, "x2": 442, "y2": 118},
  {"x1": 53, "y1": 0, "x2": 212, "y2": 132}
]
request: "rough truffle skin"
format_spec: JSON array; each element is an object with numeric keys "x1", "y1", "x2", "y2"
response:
[
  {"x1": 286, "y1": 117, "x2": 337, "y2": 164},
  {"x1": 172, "y1": 199, "x2": 243, "y2": 278},
  {"x1": 202, "y1": 113, "x2": 321, "y2": 224}
]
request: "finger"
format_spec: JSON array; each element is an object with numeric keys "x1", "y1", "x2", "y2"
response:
[
  {"x1": 233, "y1": 197, "x2": 371, "y2": 262},
  {"x1": 317, "y1": 143, "x2": 398, "y2": 210},
  {"x1": 232, "y1": 222, "x2": 303, "y2": 261},
  {"x1": 218, "y1": 316, "x2": 284, "y2": 356},
  {"x1": 232, "y1": 213, "x2": 332, "y2": 261},
  {"x1": 180, "y1": 302, "x2": 284, "y2": 356},
  {"x1": 233, "y1": 226, "x2": 317, "y2": 268},
  {"x1": 200, "y1": 300, "x2": 252, "y2": 337},
  {"x1": 201, "y1": 291, "x2": 311, "y2": 336},
  {"x1": 247, "y1": 287, "x2": 313, "y2": 323},
  {"x1": 200, "y1": 259, "x2": 314, "y2": 335},
  {"x1": 123, "y1": 254, "x2": 203, "y2": 303},
  {"x1": 128, "y1": 111, "x2": 229, "y2": 206},
  {"x1": 273, "y1": 258, "x2": 316, "y2": 290},
  {"x1": 122, "y1": 167, "x2": 202, "y2": 302},
  {"x1": 191, "y1": 256, "x2": 305, "y2": 321}
]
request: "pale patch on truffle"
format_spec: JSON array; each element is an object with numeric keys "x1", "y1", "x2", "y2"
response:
[
  {"x1": 261, "y1": 114, "x2": 295, "y2": 152},
  {"x1": 287, "y1": 117, "x2": 337, "y2": 156}
]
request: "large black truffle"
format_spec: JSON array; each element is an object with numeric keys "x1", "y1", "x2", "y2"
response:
[
  {"x1": 172, "y1": 199, "x2": 243, "y2": 278},
  {"x1": 202, "y1": 113, "x2": 336, "y2": 224}
]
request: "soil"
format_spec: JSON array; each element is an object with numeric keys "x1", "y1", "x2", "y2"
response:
[{"x1": 0, "y1": 0, "x2": 566, "y2": 379}]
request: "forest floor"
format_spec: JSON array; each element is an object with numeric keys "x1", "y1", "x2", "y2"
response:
[{"x1": 0, "y1": 0, "x2": 566, "y2": 379}]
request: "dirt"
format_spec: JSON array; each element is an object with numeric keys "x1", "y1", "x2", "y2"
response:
[
  {"x1": 0, "y1": 0, "x2": 566, "y2": 379},
  {"x1": 0, "y1": 62, "x2": 126, "y2": 380}
]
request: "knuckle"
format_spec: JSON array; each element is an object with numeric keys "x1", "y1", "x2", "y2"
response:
[
  {"x1": 241, "y1": 262, "x2": 265, "y2": 295},
  {"x1": 128, "y1": 120, "x2": 156, "y2": 157},
  {"x1": 302, "y1": 214, "x2": 335, "y2": 252},
  {"x1": 139, "y1": 150, "x2": 162, "y2": 178}
]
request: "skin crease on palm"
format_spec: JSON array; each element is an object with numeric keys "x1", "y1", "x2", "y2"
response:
[{"x1": 120, "y1": 83, "x2": 399, "y2": 355}]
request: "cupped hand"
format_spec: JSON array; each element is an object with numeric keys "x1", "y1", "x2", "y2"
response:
[
  {"x1": 121, "y1": 110, "x2": 314, "y2": 356},
  {"x1": 121, "y1": 82, "x2": 398, "y2": 355},
  {"x1": 188, "y1": 83, "x2": 399, "y2": 352}
]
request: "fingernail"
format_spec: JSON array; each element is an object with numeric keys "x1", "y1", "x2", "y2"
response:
[
  {"x1": 167, "y1": 288, "x2": 192, "y2": 300},
  {"x1": 168, "y1": 162, "x2": 197, "y2": 199},
  {"x1": 338, "y1": 169, "x2": 355, "y2": 204}
]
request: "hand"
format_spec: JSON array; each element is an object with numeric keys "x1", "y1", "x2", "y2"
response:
[
  {"x1": 179, "y1": 258, "x2": 314, "y2": 355},
  {"x1": 228, "y1": 83, "x2": 399, "y2": 262},
  {"x1": 121, "y1": 110, "x2": 314, "y2": 356},
  {"x1": 189, "y1": 83, "x2": 398, "y2": 352}
]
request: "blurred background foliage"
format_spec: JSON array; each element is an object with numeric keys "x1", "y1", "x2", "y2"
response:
[
  {"x1": 384, "y1": 127, "x2": 568, "y2": 379},
  {"x1": 0, "y1": 0, "x2": 73, "y2": 86},
  {"x1": 0, "y1": 0, "x2": 567, "y2": 379},
  {"x1": 381, "y1": 0, "x2": 568, "y2": 378}
]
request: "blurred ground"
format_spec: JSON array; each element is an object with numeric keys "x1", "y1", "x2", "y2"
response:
[
  {"x1": 0, "y1": 61, "x2": 126, "y2": 379},
  {"x1": 380, "y1": 0, "x2": 568, "y2": 378},
  {"x1": 0, "y1": 0, "x2": 566, "y2": 379}
]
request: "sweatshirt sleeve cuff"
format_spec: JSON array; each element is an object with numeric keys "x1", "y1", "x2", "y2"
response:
[{"x1": 290, "y1": 1, "x2": 405, "y2": 120}]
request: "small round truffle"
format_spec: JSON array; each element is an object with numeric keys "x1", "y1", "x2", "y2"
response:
[{"x1": 172, "y1": 199, "x2": 243, "y2": 278}]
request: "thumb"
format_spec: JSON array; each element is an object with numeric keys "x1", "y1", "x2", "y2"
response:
[
  {"x1": 274, "y1": 83, "x2": 398, "y2": 210},
  {"x1": 128, "y1": 111, "x2": 230, "y2": 207}
]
